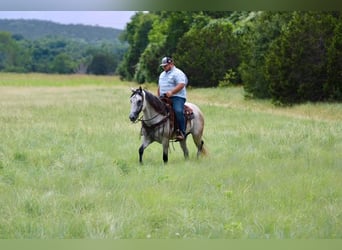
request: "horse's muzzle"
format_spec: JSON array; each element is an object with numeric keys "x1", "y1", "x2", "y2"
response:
[{"x1": 129, "y1": 113, "x2": 137, "y2": 122}]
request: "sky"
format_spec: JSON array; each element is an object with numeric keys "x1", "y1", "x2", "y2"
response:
[{"x1": 0, "y1": 11, "x2": 137, "y2": 29}]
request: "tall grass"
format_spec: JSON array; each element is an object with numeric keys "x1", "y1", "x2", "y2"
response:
[{"x1": 0, "y1": 73, "x2": 341, "y2": 238}]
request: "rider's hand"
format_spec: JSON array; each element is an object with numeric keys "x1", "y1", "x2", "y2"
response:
[{"x1": 166, "y1": 91, "x2": 173, "y2": 97}]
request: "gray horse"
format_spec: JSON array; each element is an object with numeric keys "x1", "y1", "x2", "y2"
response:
[{"x1": 129, "y1": 87, "x2": 206, "y2": 163}]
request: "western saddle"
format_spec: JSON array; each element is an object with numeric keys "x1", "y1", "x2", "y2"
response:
[{"x1": 159, "y1": 96, "x2": 194, "y2": 137}]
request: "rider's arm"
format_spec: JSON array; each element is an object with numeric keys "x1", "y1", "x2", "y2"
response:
[{"x1": 166, "y1": 83, "x2": 185, "y2": 97}]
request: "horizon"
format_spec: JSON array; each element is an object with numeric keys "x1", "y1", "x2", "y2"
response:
[
  {"x1": 0, "y1": 11, "x2": 136, "y2": 29},
  {"x1": 0, "y1": 18, "x2": 125, "y2": 30}
]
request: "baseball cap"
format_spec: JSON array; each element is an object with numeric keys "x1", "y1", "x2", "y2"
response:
[{"x1": 160, "y1": 57, "x2": 173, "y2": 67}]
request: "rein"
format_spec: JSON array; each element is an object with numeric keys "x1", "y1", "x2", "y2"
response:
[{"x1": 136, "y1": 113, "x2": 161, "y2": 123}]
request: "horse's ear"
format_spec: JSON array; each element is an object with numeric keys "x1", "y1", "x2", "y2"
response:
[
  {"x1": 139, "y1": 86, "x2": 142, "y2": 92},
  {"x1": 131, "y1": 88, "x2": 135, "y2": 93}
]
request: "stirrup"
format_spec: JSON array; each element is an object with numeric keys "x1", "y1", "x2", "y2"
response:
[{"x1": 175, "y1": 130, "x2": 185, "y2": 141}]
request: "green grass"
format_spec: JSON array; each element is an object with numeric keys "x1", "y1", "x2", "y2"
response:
[
  {"x1": 0, "y1": 73, "x2": 341, "y2": 238},
  {"x1": 0, "y1": 72, "x2": 118, "y2": 87}
]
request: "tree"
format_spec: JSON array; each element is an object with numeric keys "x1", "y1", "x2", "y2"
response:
[
  {"x1": 265, "y1": 12, "x2": 337, "y2": 104},
  {"x1": 0, "y1": 32, "x2": 16, "y2": 70},
  {"x1": 0, "y1": 32, "x2": 29, "y2": 72},
  {"x1": 239, "y1": 11, "x2": 292, "y2": 99},
  {"x1": 87, "y1": 53, "x2": 116, "y2": 75},
  {"x1": 51, "y1": 53, "x2": 76, "y2": 74},
  {"x1": 325, "y1": 17, "x2": 342, "y2": 101},
  {"x1": 175, "y1": 18, "x2": 241, "y2": 87},
  {"x1": 117, "y1": 12, "x2": 155, "y2": 80},
  {"x1": 133, "y1": 11, "x2": 196, "y2": 83}
]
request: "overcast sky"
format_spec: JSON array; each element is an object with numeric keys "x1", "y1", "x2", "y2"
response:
[{"x1": 0, "y1": 11, "x2": 137, "y2": 29}]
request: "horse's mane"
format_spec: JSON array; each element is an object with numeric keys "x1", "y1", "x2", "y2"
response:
[{"x1": 143, "y1": 90, "x2": 169, "y2": 115}]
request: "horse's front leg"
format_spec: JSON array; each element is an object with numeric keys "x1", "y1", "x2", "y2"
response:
[
  {"x1": 138, "y1": 144, "x2": 144, "y2": 163},
  {"x1": 162, "y1": 139, "x2": 170, "y2": 163},
  {"x1": 139, "y1": 137, "x2": 152, "y2": 164}
]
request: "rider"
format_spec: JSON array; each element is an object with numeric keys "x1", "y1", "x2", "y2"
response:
[{"x1": 157, "y1": 56, "x2": 188, "y2": 141}]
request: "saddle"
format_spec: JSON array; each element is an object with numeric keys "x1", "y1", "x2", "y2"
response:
[{"x1": 160, "y1": 96, "x2": 194, "y2": 135}]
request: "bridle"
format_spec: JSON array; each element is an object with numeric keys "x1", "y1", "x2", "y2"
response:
[
  {"x1": 130, "y1": 90, "x2": 169, "y2": 128},
  {"x1": 130, "y1": 90, "x2": 144, "y2": 123}
]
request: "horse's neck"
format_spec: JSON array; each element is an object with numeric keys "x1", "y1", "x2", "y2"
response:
[
  {"x1": 143, "y1": 101, "x2": 158, "y2": 118},
  {"x1": 143, "y1": 97, "x2": 167, "y2": 125}
]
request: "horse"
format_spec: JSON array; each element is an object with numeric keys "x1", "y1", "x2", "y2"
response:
[{"x1": 129, "y1": 87, "x2": 206, "y2": 163}]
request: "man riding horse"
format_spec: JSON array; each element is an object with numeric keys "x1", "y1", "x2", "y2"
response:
[
  {"x1": 157, "y1": 56, "x2": 187, "y2": 141},
  {"x1": 129, "y1": 56, "x2": 206, "y2": 163}
]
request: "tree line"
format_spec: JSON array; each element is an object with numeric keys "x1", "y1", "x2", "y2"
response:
[
  {"x1": 1, "y1": 13, "x2": 341, "y2": 104},
  {"x1": 0, "y1": 19, "x2": 127, "y2": 75},
  {"x1": 118, "y1": 11, "x2": 341, "y2": 104}
]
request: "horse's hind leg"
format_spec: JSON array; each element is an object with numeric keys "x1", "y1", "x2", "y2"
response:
[
  {"x1": 197, "y1": 140, "x2": 205, "y2": 158},
  {"x1": 192, "y1": 134, "x2": 205, "y2": 158}
]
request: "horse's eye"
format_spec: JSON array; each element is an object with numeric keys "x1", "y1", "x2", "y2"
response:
[{"x1": 137, "y1": 100, "x2": 142, "y2": 105}]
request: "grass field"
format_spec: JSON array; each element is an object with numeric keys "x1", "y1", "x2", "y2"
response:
[{"x1": 0, "y1": 73, "x2": 341, "y2": 238}]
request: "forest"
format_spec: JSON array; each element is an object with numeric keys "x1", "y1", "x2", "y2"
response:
[
  {"x1": 0, "y1": 19, "x2": 127, "y2": 75},
  {"x1": 1, "y1": 11, "x2": 341, "y2": 104}
]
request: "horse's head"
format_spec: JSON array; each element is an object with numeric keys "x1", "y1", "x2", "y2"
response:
[{"x1": 129, "y1": 87, "x2": 145, "y2": 122}]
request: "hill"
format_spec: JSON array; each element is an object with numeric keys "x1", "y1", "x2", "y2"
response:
[{"x1": 0, "y1": 19, "x2": 123, "y2": 43}]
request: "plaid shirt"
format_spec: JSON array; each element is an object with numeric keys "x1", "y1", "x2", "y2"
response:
[{"x1": 158, "y1": 66, "x2": 188, "y2": 99}]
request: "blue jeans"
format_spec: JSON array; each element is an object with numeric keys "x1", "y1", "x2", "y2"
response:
[{"x1": 171, "y1": 96, "x2": 186, "y2": 135}]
